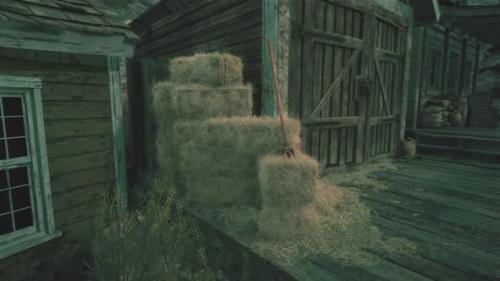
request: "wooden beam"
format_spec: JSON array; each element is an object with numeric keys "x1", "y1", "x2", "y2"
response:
[
  {"x1": 374, "y1": 58, "x2": 391, "y2": 116},
  {"x1": 408, "y1": 27, "x2": 424, "y2": 130},
  {"x1": 440, "y1": 5, "x2": 500, "y2": 17},
  {"x1": 287, "y1": 0, "x2": 303, "y2": 119},
  {"x1": 310, "y1": 50, "x2": 361, "y2": 119},
  {"x1": 262, "y1": 0, "x2": 279, "y2": 116},
  {"x1": 107, "y1": 57, "x2": 128, "y2": 208},
  {"x1": 441, "y1": 28, "x2": 451, "y2": 96},
  {"x1": 0, "y1": 21, "x2": 135, "y2": 58},
  {"x1": 399, "y1": 2, "x2": 414, "y2": 139}
]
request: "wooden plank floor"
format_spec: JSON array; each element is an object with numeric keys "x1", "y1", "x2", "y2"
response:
[
  {"x1": 295, "y1": 157, "x2": 500, "y2": 281},
  {"x1": 412, "y1": 127, "x2": 500, "y2": 140}
]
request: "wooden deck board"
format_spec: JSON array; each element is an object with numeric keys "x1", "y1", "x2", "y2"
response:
[
  {"x1": 412, "y1": 128, "x2": 500, "y2": 140},
  {"x1": 189, "y1": 157, "x2": 500, "y2": 281},
  {"x1": 302, "y1": 158, "x2": 500, "y2": 280}
]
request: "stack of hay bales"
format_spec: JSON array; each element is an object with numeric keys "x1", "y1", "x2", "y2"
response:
[
  {"x1": 176, "y1": 117, "x2": 300, "y2": 206},
  {"x1": 255, "y1": 154, "x2": 413, "y2": 267},
  {"x1": 153, "y1": 52, "x2": 301, "y2": 208},
  {"x1": 153, "y1": 54, "x2": 252, "y2": 186}
]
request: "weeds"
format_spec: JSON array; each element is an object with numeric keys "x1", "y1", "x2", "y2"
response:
[{"x1": 89, "y1": 179, "x2": 227, "y2": 281}]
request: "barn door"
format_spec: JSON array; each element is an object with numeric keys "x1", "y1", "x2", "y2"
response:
[
  {"x1": 290, "y1": 0, "x2": 408, "y2": 166},
  {"x1": 365, "y1": 14, "x2": 407, "y2": 160}
]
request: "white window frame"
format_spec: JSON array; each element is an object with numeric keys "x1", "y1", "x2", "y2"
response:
[{"x1": 0, "y1": 76, "x2": 60, "y2": 259}]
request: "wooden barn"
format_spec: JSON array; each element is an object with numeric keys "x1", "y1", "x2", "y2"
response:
[
  {"x1": 406, "y1": 15, "x2": 482, "y2": 130},
  {"x1": 405, "y1": 0, "x2": 500, "y2": 160},
  {"x1": 129, "y1": 0, "x2": 417, "y2": 170},
  {"x1": 0, "y1": 1, "x2": 136, "y2": 280}
]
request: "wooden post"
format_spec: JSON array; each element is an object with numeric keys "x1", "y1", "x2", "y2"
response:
[
  {"x1": 441, "y1": 28, "x2": 451, "y2": 96},
  {"x1": 262, "y1": 0, "x2": 279, "y2": 116},
  {"x1": 458, "y1": 37, "x2": 468, "y2": 99},
  {"x1": 288, "y1": 0, "x2": 303, "y2": 119},
  {"x1": 360, "y1": 10, "x2": 377, "y2": 163},
  {"x1": 471, "y1": 41, "x2": 481, "y2": 97},
  {"x1": 108, "y1": 56, "x2": 128, "y2": 208},
  {"x1": 415, "y1": 27, "x2": 429, "y2": 129},
  {"x1": 409, "y1": 27, "x2": 425, "y2": 130},
  {"x1": 399, "y1": 2, "x2": 414, "y2": 140}
]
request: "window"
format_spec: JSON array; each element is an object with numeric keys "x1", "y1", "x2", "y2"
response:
[{"x1": 0, "y1": 76, "x2": 60, "y2": 259}]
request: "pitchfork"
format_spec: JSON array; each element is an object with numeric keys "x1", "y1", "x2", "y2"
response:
[{"x1": 267, "y1": 39, "x2": 296, "y2": 158}]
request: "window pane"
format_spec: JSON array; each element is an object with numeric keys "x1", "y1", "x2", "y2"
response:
[
  {"x1": 0, "y1": 140, "x2": 5, "y2": 160},
  {"x1": 5, "y1": 117, "x2": 25, "y2": 137},
  {"x1": 14, "y1": 208, "x2": 33, "y2": 230},
  {"x1": 9, "y1": 167, "x2": 28, "y2": 187},
  {"x1": 0, "y1": 119, "x2": 4, "y2": 138},
  {"x1": 0, "y1": 170, "x2": 6, "y2": 189},
  {"x1": 0, "y1": 191, "x2": 10, "y2": 214},
  {"x1": 12, "y1": 186, "x2": 31, "y2": 210},
  {"x1": 3, "y1": 97, "x2": 23, "y2": 116},
  {"x1": 8, "y1": 138, "x2": 28, "y2": 158},
  {"x1": 0, "y1": 214, "x2": 13, "y2": 235}
]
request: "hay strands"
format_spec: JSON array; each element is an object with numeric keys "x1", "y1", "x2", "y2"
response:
[{"x1": 267, "y1": 39, "x2": 295, "y2": 158}]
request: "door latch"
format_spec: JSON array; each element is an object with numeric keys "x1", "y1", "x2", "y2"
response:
[{"x1": 356, "y1": 75, "x2": 372, "y2": 100}]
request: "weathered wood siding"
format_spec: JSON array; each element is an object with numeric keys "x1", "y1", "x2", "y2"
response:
[
  {"x1": 131, "y1": 0, "x2": 263, "y2": 114},
  {"x1": 406, "y1": 24, "x2": 481, "y2": 129},
  {"x1": 0, "y1": 48, "x2": 115, "y2": 281},
  {"x1": 289, "y1": 0, "x2": 408, "y2": 167}
]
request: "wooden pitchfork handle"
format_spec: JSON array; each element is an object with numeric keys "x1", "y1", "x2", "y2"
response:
[{"x1": 267, "y1": 39, "x2": 295, "y2": 158}]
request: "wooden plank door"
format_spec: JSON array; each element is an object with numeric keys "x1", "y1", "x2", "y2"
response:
[
  {"x1": 365, "y1": 13, "x2": 407, "y2": 160},
  {"x1": 289, "y1": 0, "x2": 408, "y2": 166}
]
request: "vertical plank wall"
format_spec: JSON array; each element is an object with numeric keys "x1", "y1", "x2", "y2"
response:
[
  {"x1": 368, "y1": 16, "x2": 404, "y2": 159},
  {"x1": 131, "y1": 0, "x2": 263, "y2": 114},
  {"x1": 301, "y1": 0, "x2": 365, "y2": 167},
  {"x1": 0, "y1": 47, "x2": 115, "y2": 281},
  {"x1": 406, "y1": 25, "x2": 480, "y2": 129}
]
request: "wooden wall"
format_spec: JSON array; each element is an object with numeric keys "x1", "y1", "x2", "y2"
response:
[
  {"x1": 406, "y1": 24, "x2": 480, "y2": 129},
  {"x1": 131, "y1": 0, "x2": 263, "y2": 114},
  {"x1": 0, "y1": 47, "x2": 115, "y2": 281}
]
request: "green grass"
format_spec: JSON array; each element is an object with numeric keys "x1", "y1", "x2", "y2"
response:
[{"x1": 88, "y1": 179, "x2": 227, "y2": 281}]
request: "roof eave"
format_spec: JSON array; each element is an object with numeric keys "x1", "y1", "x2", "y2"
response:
[{"x1": 0, "y1": 18, "x2": 136, "y2": 57}]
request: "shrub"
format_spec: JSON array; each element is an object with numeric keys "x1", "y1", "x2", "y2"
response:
[{"x1": 89, "y1": 180, "x2": 227, "y2": 281}]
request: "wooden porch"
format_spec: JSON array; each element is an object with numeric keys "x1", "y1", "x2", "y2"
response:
[
  {"x1": 409, "y1": 127, "x2": 500, "y2": 160},
  {"x1": 291, "y1": 157, "x2": 500, "y2": 281},
  {"x1": 190, "y1": 157, "x2": 500, "y2": 281}
]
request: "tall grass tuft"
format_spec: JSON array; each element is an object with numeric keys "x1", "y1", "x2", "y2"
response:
[{"x1": 89, "y1": 179, "x2": 226, "y2": 281}]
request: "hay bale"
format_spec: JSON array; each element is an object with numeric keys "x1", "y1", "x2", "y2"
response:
[
  {"x1": 152, "y1": 82, "x2": 253, "y2": 183},
  {"x1": 153, "y1": 82, "x2": 252, "y2": 121},
  {"x1": 258, "y1": 203, "x2": 321, "y2": 240},
  {"x1": 258, "y1": 153, "x2": 319, "y2": 208},
  {"x1": 169, "y1": 53, "x2": 244, "y2": 87},
  {"x1": 174, "y1": 117, "x2": 301, "y2": 207},
  {"x1": 257, "y1": 181, "x2": 346, "y2": 241}
]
